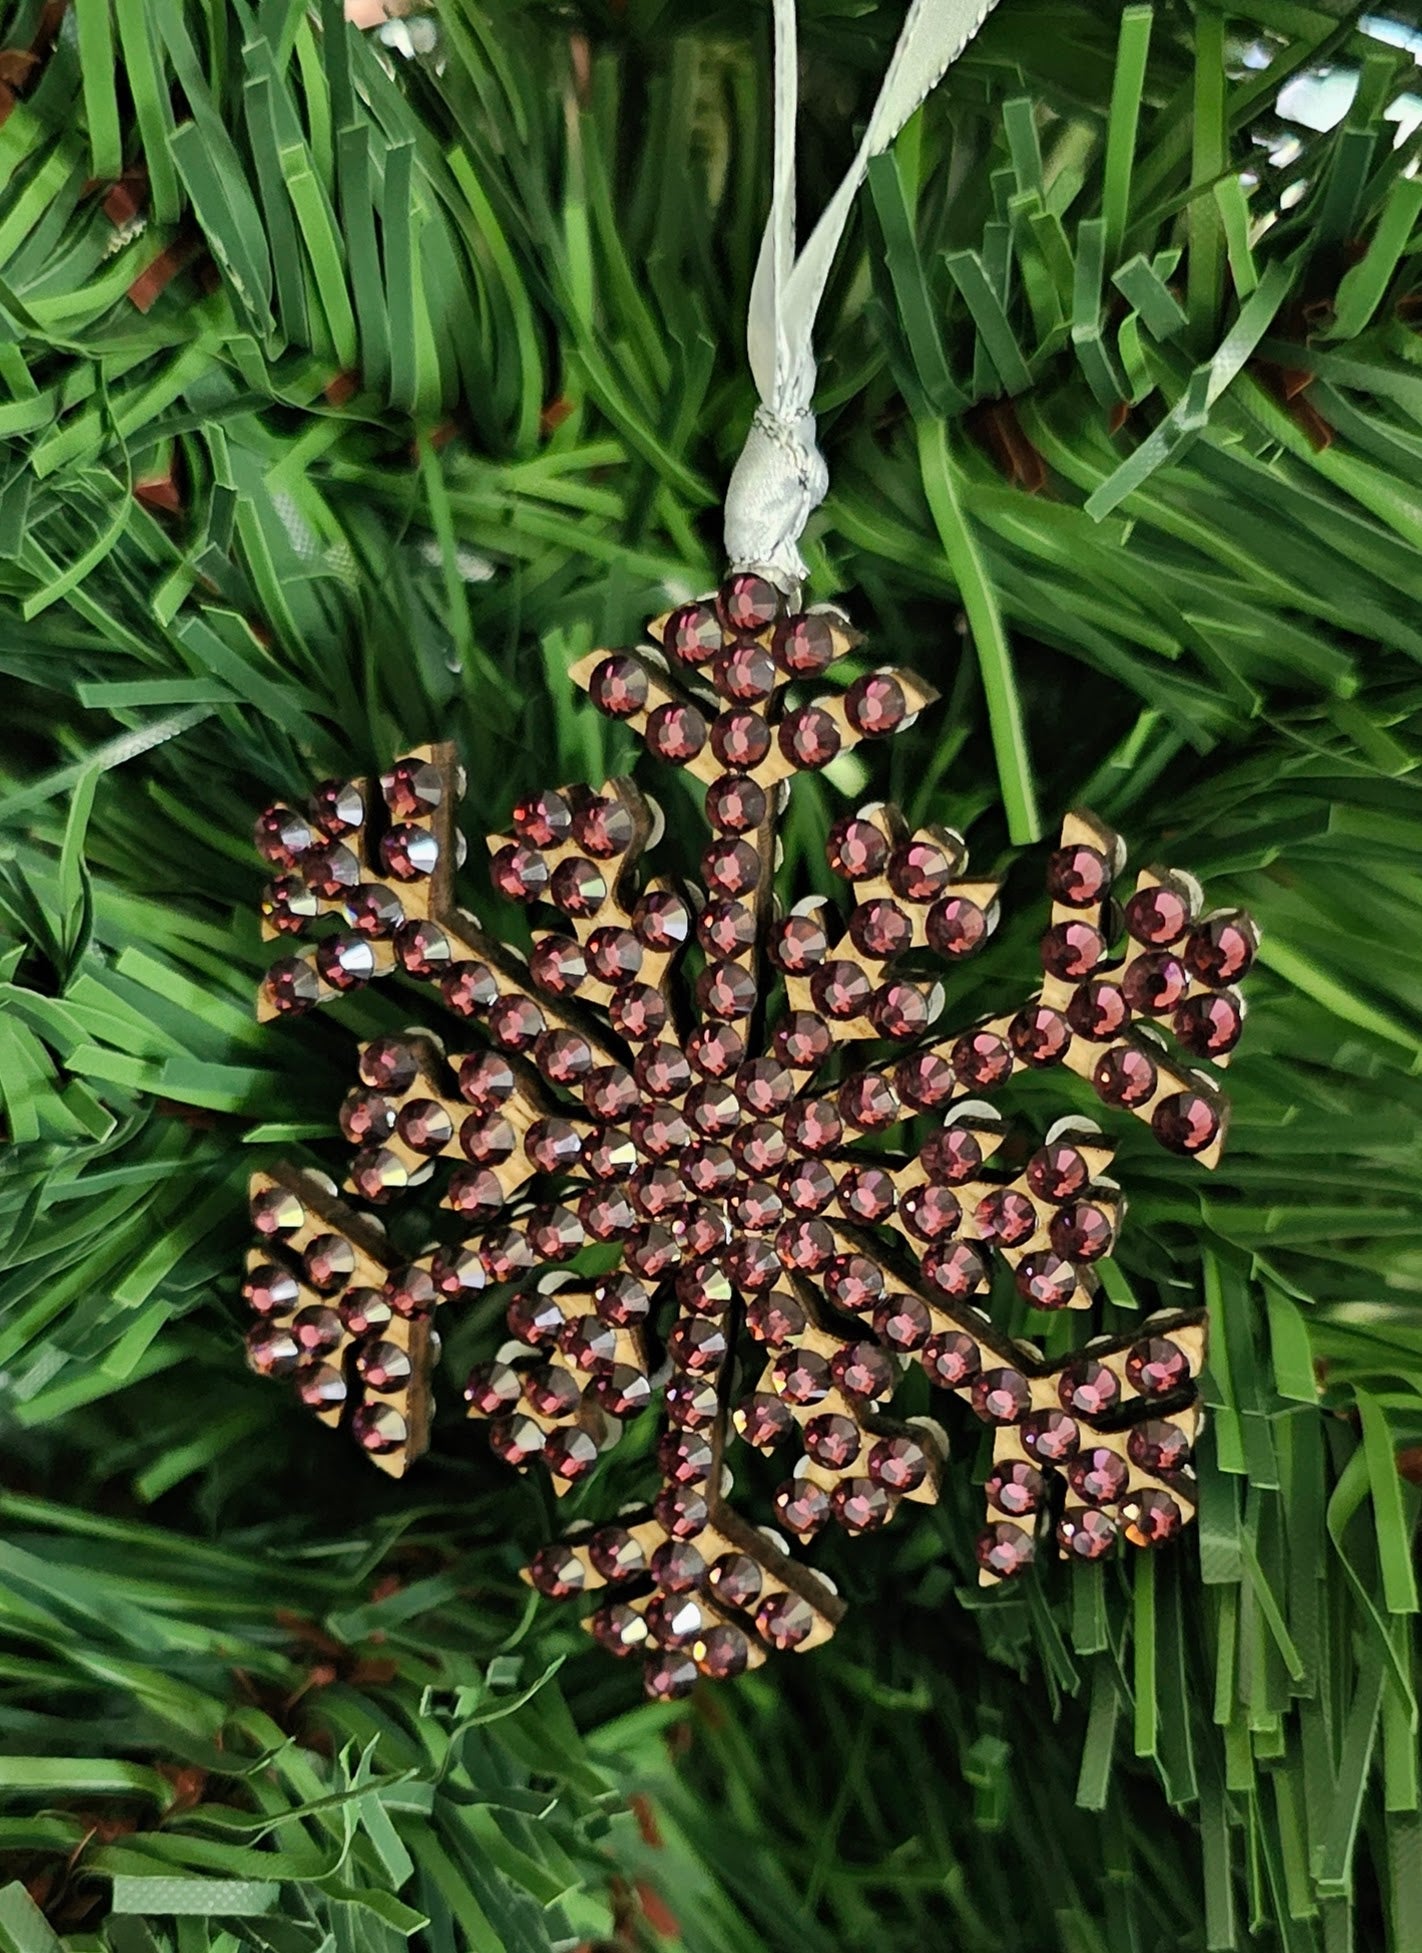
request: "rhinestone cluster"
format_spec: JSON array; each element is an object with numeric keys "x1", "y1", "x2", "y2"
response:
[{"x1": 246, "y1": 573, "x2": 1255, "y2": 1691}]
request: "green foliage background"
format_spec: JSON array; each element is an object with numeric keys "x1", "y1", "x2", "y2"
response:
[{"x1": 0, "y1": 0, "x2": 1419, "y2": 1947}]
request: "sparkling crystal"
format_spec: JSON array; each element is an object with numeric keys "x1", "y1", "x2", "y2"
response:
[
  {"x1": 1174, "y1": 992, "x2": 1244, "y2": 1057},
  {"x1": 970, "y1": 1367, "x2": 1031, "y2": 1424},
  {"x1": 588, "y1": 654, "x2": 649, "y2": 717},
  {"x1": 888, "y1": 840, "x2": 952, "y2": 902},
  {"x1": 465, "y1": 1361, "x2": 522, "y2": 1415},
  {"x1": 783, "y1": 1097, "x2": 841, "y2": 1153},
  {"x1": 264, "y1": 956, "x2": 320, "y2": 1014},
  {"x1": 1123, "y1": 951, "x2": 1189, "y2": 1014},
  {"x1": 1058, "y1": 1359, "x2": 1120, "y2": 1418},
  {"x1": 923, "y1": 1330, "x2": 983, "y2": 1391},
  {"x1": 395, "y1": 919, "x2": 450, "y2": 976},
  {"x1": 952, "y1": 1030, "x2": 1013, "y2": 1088},
  {"x1": 1069, "y1": 1446, "x2": 1130, "y2": 1506},
  {"x1": 774, "y1": 612, "x2": 836, "y2": 675},
  {"x1": 1121, "y1": 1489, "x2": 1184, "y2": 1546},
  {"x1": 826, "y1": 815, "x2": 889, "y2": 880},
  {"x1": 710, "y1": 708, "x2": 772, "y2": 771},
  {"x1": 976, "y1": 1523, "x2": 1035, "y2": 1577},
  {"x1": 303, "y1": 1234, "x2": 355, "y2": 1291},
  {"x1": 804, "y1": 1412, "x2": 861, "y2": 1470},
  {"x1": 1093, "y1": 1044, "x2": 1157, "y2": 1107},
  {"x1": 975, "y1": 1189, "x2": 1037, "y2": 1247},
  {"x1": 925, "y1": 895, "x2": 988, "y2": 958},
  {"x1": 709, "y1": 1552, "x2": 764, "y2": 1608},
  {"x1": 1015, "y1": 1254, "x2": 1078, "y2": 1309},
  {"x1": 1185, "y1": 914, "x2": 1256, "y2": 985},
  {"x1": 778, "y1": 705, "x2": 841, "y2": 770},
  {"x1": 714, "y1": 641, "x2": 776, "y2": 704},
  {"x1": 834, "y1": 1477, "x2": 892, "y2": 1532},
  {"x1": 774, "y1": 1478, "x2": 831, "y2": 1535},
  {"x1": 398, "y1": 1097, "x2": 453, "y2": 1152},
  {"x1": 846, "y1": 671, "x2": 907, "y2": 735},
  {"x1": 1021, "y1": 1410, "x2": 1080, "y2": 1463},
  {"x1": 380, "y1": 825, "x2": 439, "y2": 882},
  {"x1": 665, "y1": 599, "x2": 723, "y2": 665},
  {"x1": 874, "y1": 1294, "x2": 932, "y2": 1353},
  {"x1": 1046, "y1": 844, "x2": 1110, "y2": 907},
  {"x1": 922, "y1": 1241, "x2": 988, "y2": 1300},
  {"x1": 831, "y1": 1341, "x2": 894, "y2": 1402},
  {"x1": 706, "y1": 773, "x2": 768, "y2": 832},
  {"x1": 572, "y1": 795, "x2": 633, "y2": 858},
  {"x1": 645, "y1": 702, "x2": 708, "y2": 764},
  {"x1": 1068, "y1": 981, "x2": 1131, "y2": 1041},
  {"x1": 754, "y1": 1592, "x2": 815, "y2": 1649},
  {"x1": 985, "y1": 1458, "x2": 1045, "y2": 1517},
  {"x1": 340, "y1": 1088, "x2": 395, "y2": 1145},
  {"x1": 1125, "y1": 1337, "x2": 1190, "y2": 1395},
  {"x1": 702, "y1": 837, "x2": 761, "y2": 896},
  {"x1": 773, "y1": 1011, "x2": 831, "y2": 1070},
  {"x1": 345, "y1": 883, "x2": 405, "y2": 937},
  {"x1": 698, "y1": 960, "x2": 757, "y2": 1019},
  {"x1": 1152, "y1": 1092, "x2": 1221, "y2": 1154},
  {"x1": 1125, "y1": 884, "x2": 1191, "y2": 946},
  {"x1": 838, "y1": 1167, "x2": 896, "y2": 1225},
  {"x1": 247, "y1": 1324, "x2": 301, "y2": 1376},
  {"x1": 528, "y1": 1544, "x2": 585, "y2": 1599},
  {"x1": 718, "y1": 573, "x2": 780, "y2": 634},
  {"x1": 1049, "y1": 1202, "x2": 1114, "y2": 1262},
  {"x1": 590, "y1": 1526, "x2": 647, "y2": 1580},
  {"x1": 696, "y1": 1624, "x2": 751, "y2": 1680},
  {"x1": 1009, "y1": 1005, "x2": 1071, "y2": 1067},
  {"x1": 1128, "y1": 1419, "x2": 1192, "y2": 1474},
  {"x1": 1041, "y1": 921, "x2": 1105, "y2": 981},
  {"x1": 1058, "y1": 1509, "x2": 1117, "y2": 1560},
  {"x1": 838, "y1": 1071, "x2": 899, "y2": 1130},
  {"x1": 352, "y1": 1403, "x2": 409, "y2": 1457},
  {"x1": 543, "y1": 1427, "x2": 600, "y2": 1481},
  {"x1": 869, "y1": 1435, "x2": 929, "y2": 1493},
  {"x1": 634, "y1": 888, "x2": 691, "y2": 949},
  {"x1": 643, "y1": 1651, "x2": 699, "y2": 1700},
  {"x1": 549, "y1": 857, "x2": 607, "y2": 917}
]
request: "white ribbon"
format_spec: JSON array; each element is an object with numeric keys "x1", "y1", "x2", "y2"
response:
[{"x1": 724, "y1": 0, "x2": 1003, "y2": 587}]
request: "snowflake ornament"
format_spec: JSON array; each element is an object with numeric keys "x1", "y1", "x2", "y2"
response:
[{"x1": 245, "y1": 574, "x2": 1256, "y2": 1695}]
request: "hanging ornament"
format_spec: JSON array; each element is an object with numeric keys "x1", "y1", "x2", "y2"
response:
[{"x1": 242, "y1": 1, "x2": 1258, "y2": 1695}]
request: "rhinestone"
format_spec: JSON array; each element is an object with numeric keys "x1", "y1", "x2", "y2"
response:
[
  {"x1": 263, "y1": 956, "x2": 320, "y2": 1014},
  {"x1": 875, "y1": 1295, "x2": 933, "y2": 1352},
  {"x1": 645, "y1": 702, "x2": 708, "y2": 764},
  {"x1": 651, "y1": 1539, "x2": 708, "y2": 1592},
  {"x1": 543, "y1": 1428, "x2": 600, "y2": 1482},
  {"x1": 888, "y1": 841, "x2": 951, "y2": 902},
  {"x1": 396, "y1": 920, "x2": 453, "y2": 978},
  {"x1": 1016, "y1": 1255, "x2": 1079, "y2": 1312},
  {"x1": 1068, "y1": 982, "x2": 1130, "y2": 1041},
  {"x1": 1059, "y1": 1509, "x2": 1118, "y2": 1560},
  {"x1": 846, "y1": 671, "x2": 907, "y2": 734},
  {"x1": 488, "y1": 996, "x2": 546, "y2": 1050},
  {"x1": 976, "y1": 1523, "x2": 1035, "y2": 1577},
  {"x1": 1093, "y1": 1044, "x2": 1157, "y2": 1107},
  {"x1": 609, "y1": 984, "x2": 666, "y2": 1041},
  {"x1": 745, "y1": 1292, "x2": 807, "y2": 1344},
  {"x1": 952, "y1": 1031, "x2": 1012, "y2": 1089},
  {"x1": 1046, "y1": 844, "x2": 1110, "y2": 906},
  {"x1": 459, "y1": 1113, "x2": 514, "y2": 1165},
  {"x1": 302, "y1": 841, "x2": 361, "y2": 899},
  {"x1": 825, "y1": 1255, "x2": 885, "y2": 1314},
  {"x1": 572, "y1": 796, "x2": 633, "y2": 858},
  {"x1": 1041, "y1": 921, "x2": 1105, "y2": 981},
  {"x1": 1059, "y1": 1359, "x2": 1120, "y2": 1418},
  {"x1": 1125, "y1": 884, "x2": 1191, "y2": 946},
  {"x1": 295, "y1": 1361, "x2": 347, "y2": 1412},
  {"x1": 635, "y1": 1044, "x2": 691, "y2": 1098},
  {"x1": 985, "y1": 1458, "x2": 1046, "y2": 1517},
  {"x1": 1152, "y1": 1092, "x2": 1221, "y2": 1154},
  {"x1": 1126, "y1": 1337, "x2": 1190, "y2": 1395},
  {"x1": 971, "y1": 1367, "x2": 1031, "y2": 1424},
  {"x1": 345, "y1": 883, "x2": 405, "y2": 937},
  {"x1": 588, "y1": 654, "x2": 649, "y2": 717},
  {"x1": 926, "y1": 896, "x2": 988, "y2": 958},
  {"x1": 895, "y1": 1051, "x2": 955, "y2": 1108},
  {"x1": 778, "y1": 705, "x2": 840, "y2": 770},
  {"x1": 714, "y1": 641, "x2": 776, "y2": 703},
  {"x1": 624, "y1": 1224, "x2": 680, "y2": 1280},
  {"x1": 1185, "y1": 914, "x2": 1256, "y2": 985},
  {"x1": 263, "y1": 875, "x2": 319, "y2": 935},
  {"x1": 709, "y1": 1553, "x2": 764, "y2": 1608},
  {"x1": 1122, "y1": 1489, "x2": 1184, "y2": 1546},
  {"x1": 834, "y1": 1478, "x2": 892, "y2": 1532},
  {"x1": 340, "y1": 1088, "x2": 394, "y2": 1145},
  {"x1": 774, "y1": 612, "x2": 836, "y2": 675},
  {"x1": 457, "y1": 1050, "x2": 514, "y2": 1108},
  {"x1": 688, "y1": 1023, "x2": 745, "y2": 1079},
  {"x1": 1174, "y1": 992, "x2": 1244, "y2": 1058},
  {"x1": 831, "y1": 1341, "x2": 894, "y2": 1402},
  {"x1": 718, "y1": 573, "x2": 780, "y2": 633},
  {"x1": 773, "y1": 1348, "x2": 832, "y2": 1406},
  {"x1": 826, "y1": 815, "x2": 889, "y2": 880},
  {"x1": 1009, "y1": 1006, "x2": 1071, "y2": 1066},
  {"x1": 527, "y1": 1544, "x2": 585, "y2": 1599},
  {"x1": 525, "y1": 1118, "x2": 582, "y2": 1173},
  {"x1": 1070, "y1": 1447, "x2": 1130, "y2": 1505},
  {"x1": 634, "y1": 889, "x2": 691, "y2": 949},
  {"x1": 774, "y1": 1478, "x2": 831, "y2": 1535},
  {"x1": 255, "y1": 806, "x2": 314, "y2": 865},
  {"x1": 653, "y1": 1485, "x2": 709, "y2": 1539},
  {"x1": 1026, "y1": 1144, "x2": 1089, "y2": 1201},
  {"x1": 522, "y1": 1364, "x2": 581, "y2": 1419},
  {"x1": 490, "y1": 844, "x2": 547, "y2": 902},
  {"x1": 1049, "y1": 1202, "x2": 1114, "y2": 1261},
  {"x1": 838, "y1": 1167, "x2": 896, "y2": 1224},
  {"x1": 643, "y1": 1651, "x2": 699, "y2": 1700},
  {"x1": 736, "y1": 1058, "x2": 794, "y2": 1115},
  {"x1": 870, "y1": 980, "x2": 931, "y2": 1039},
  {"x1": 303, "y1": 1235, "x2": 355, "y2": 1291},
  {"x1": 584, "y1": 1065, "x2": 638, "y2": 1120},
  {"x1": 355, "y1": 1339, "x2": 411, "y2": 1392},
  {"x1": 805, "y1": 1413, "x2": 861, "y2": 1470},
  {"x1": 666, "y1": 1375, "x2": 719, "y2": 1427},
  {"x1": 906, "y1": 1171, "x2": 961, "y2": 1234},
  {"x1": 706, "y1": 772, "x2": 768, "y2": 831},
  {"x1": 774, "y1": 1011, "x2": 831, "y2": 1070},
  {"x1": 922, "y1": 1241, "x2": 987, "y2": 1300},
  {"x1": 658, "y1": 1429, "x2": 714, "y2": 1486},
  {"x1": 737, "y1": 1392, "x2": 795, "y2": 1448},
  {"x1": 589, "y1": 1603, "x2": 648, "y2": 1654},
  {"x1": 585, "y1": 1130, "x2": 637, "y2": 1179},
  {"x1": 386, "y1": 1266, "x2": 437, "y2": 1319},
  {"x1": 352, "y1": 1404, "x2": 409, "y2": 1456},
  {"x1": 1128, "y1": 1419, "x2": 1192, "y2": 1473},
  {"x1": 315, "y1": 933, "x2": 376, "y2": 990},
  {"x1": 380, "y1": 826, "x2": 439, "y2": 882},
  {"x1": 429, "y1": 1247, "x2": 483, "y2": 1298},
  {"x1": 725, "y1": 1236, "x2": 780, "y2": 1289},
  {"x1": 1123, "y1": 952, "x2": 1189, "y2": 1015},
  {"x1": 783, "y1": 1097, "x2": 841, "y2": 1153},
  {"x1": 446, "y1": 1166, "x2": 503, "y2": 1218},
  {"x1": 590, "y1": 1526, "x2": 647, "y2": 1580},
  {"x1": 667, "y1": 1316, "x2": 728, "y2": 1373},
  {"x1": 869, "y1": 1435, "x2": 929, "y2": 1492},
  {"x1": 754, "y1": 1592, "x2": 816, "y2": 1649},
  {"x1": 349, "y1": 1148, "x2": 413, "y2": 1203},
  {"x1": 839, "y1": 1071, "x2": 899, "y2": 1130},
  {"x1": 975, "y1": 1189, "x2": 1037, "y2": 1247},
  {"x1": 398, "y1": 1098, "x2": 453, "y2": 1152},
  {"x1": 549, "y1": 858, "x2": 607, "y2": 917},
  {"x1": 710, "y1": 708, "x2": 772, "y2": 771},
  {"x1": 770, "y1": 912, "x2": 828, "y2": 973},
  {"x1": 696, "y1": 1624, "x2": 751, "y2": 1680},
  {"x1": 699, "y1": 961, "x2": 757, "y2": 1019},
  {"x1": 921, "y1": 1127, "x2": 984, "y2": 1183},
  {"x1": 664, "y1": 600, "x2": 723, "y2": 665},
  {"x1": 774, "y1": 1217, "x2": 834, "y2": 1272},
  {"x1": 242, "y1": 1262, "x2": 297, "y2": 1315},
  {"x1": 1022, "y1": 1410, "x2": 1080, "y2": 1462},
  {"x1": 246, "y1": 1325, "x2": 301, "y2": 1378},
  {"x1": 702, "y1": 837, "x2": 761, "y2": 896},
  {"x1": 481, "y1": 1229, "x2": 533, "y2": 1280}
]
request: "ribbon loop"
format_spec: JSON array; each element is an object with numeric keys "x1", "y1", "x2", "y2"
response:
[{"x1": 724, "y1": 0, "x2": 1002, "y2": 587}]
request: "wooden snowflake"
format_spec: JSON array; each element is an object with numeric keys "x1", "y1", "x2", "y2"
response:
[{"x1": 245, "y1": 574, "x2": 1255, "y2": 1695}]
